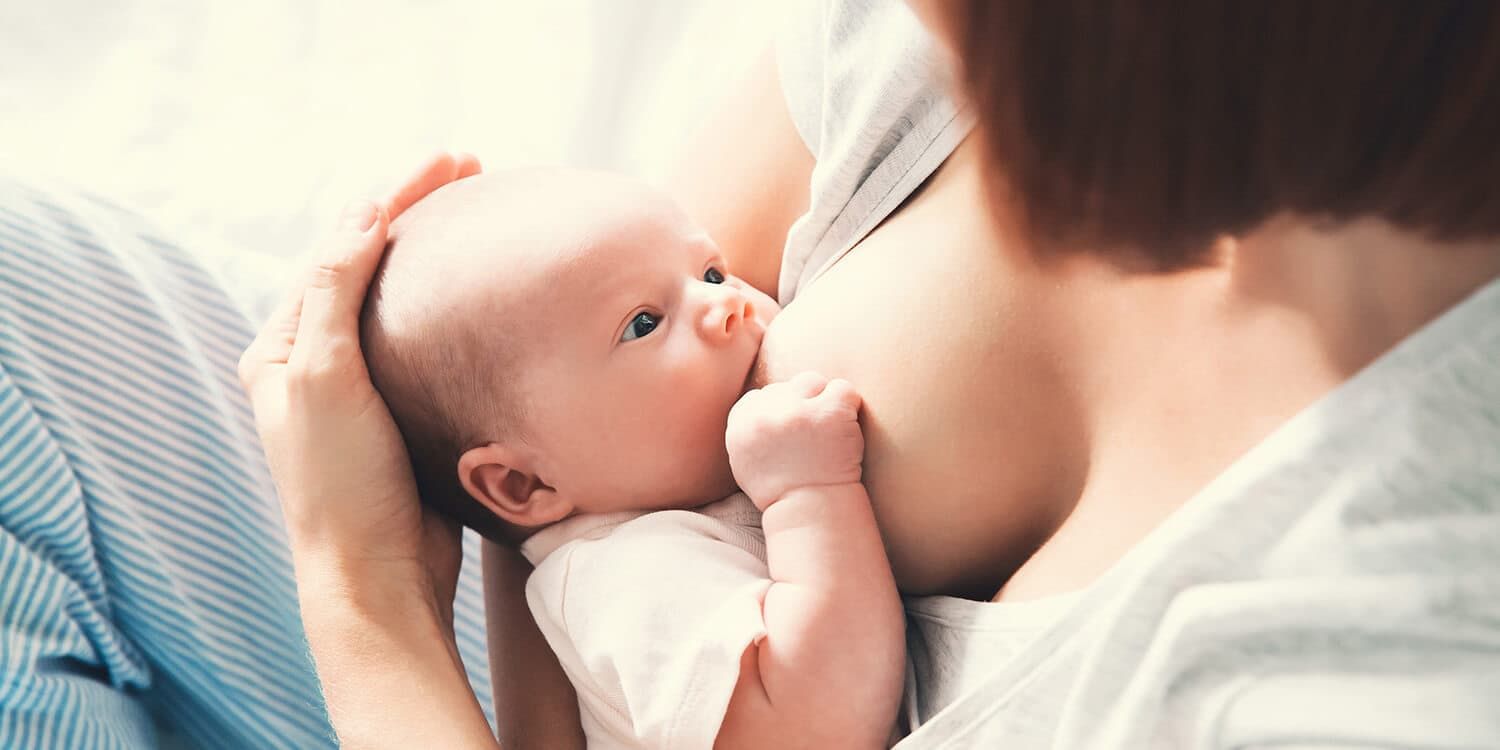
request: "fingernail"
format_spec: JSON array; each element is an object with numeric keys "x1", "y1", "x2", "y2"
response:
[{"x1": 340, "y1": 200, "x2": 377, "y2": 232}]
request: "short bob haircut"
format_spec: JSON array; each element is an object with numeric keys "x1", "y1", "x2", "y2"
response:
[{"x1": 944, "y1": 1, "x2": 1500, "y2": 269}]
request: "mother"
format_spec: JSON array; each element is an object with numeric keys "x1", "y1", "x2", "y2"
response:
[{"x1": 244, "y1": 0, "x2": 1500, "y2": 747}]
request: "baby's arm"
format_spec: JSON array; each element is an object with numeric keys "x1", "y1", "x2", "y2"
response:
[{"x1": 718, "y1": 373, "x2": 905, "y2": 749}]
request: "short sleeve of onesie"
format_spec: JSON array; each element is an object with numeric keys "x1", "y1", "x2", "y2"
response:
[{"x1": 524, "y1": 496, "x2": 769, "y2": 750}]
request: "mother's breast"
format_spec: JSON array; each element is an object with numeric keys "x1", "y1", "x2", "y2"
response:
[{"x1": 754, "y1": 152, "x2": 1079, "y2": 597}]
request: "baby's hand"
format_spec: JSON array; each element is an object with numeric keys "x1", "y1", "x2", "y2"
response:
[{"x1": 726, "y1": 372, "x2": 864, "y2": 510}]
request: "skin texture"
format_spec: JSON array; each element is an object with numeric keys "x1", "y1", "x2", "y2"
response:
[{"x1": 376, "y1": 170, "x2": 780, "y2": 526}]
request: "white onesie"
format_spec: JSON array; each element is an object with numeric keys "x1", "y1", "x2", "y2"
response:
[{"x1": 521, "y1": 494, "x2": 768, "y2": 750}]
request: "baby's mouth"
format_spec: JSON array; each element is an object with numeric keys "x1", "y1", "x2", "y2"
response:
[
  {"x1": 741, "y1": 304, "x2": 776, "y2": 392},
  {"x1": 742, "y1": 352, "x2": 769, "y2": 393}
]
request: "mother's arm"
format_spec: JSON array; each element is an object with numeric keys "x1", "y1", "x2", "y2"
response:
[
  {"x1": 242, "y1": 154, "x2": 506, "y2": 749},
  {"x1": 483, "y1": 542, "x2": 585, "y2": 749}
]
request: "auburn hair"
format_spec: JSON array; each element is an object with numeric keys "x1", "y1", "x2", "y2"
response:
[{"x1": 945, "y1": 0, "x2": 1500, "y2": 268}]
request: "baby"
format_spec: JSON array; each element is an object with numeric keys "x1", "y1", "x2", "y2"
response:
[{"x1": 359, "y1": 168, "x2": 904, "y2": 749}]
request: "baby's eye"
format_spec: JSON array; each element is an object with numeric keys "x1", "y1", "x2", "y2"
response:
[
  {"x1": 620, "y1": 311, "x2": 661, "y2": 342},
  {"x1": 703, "y1": 267, "x2": 725, "y2": 284}
]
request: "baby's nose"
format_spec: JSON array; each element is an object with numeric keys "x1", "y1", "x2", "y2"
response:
[{"x1": 699, "y1": 286, "x2": 754, "y2": 342}]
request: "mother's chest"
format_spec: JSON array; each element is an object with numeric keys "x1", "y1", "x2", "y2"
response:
[{"x1": 753, "y1": 167, "x2": 1050, "y2": 594}]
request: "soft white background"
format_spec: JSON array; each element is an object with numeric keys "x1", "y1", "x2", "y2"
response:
[{"x1": 0, "y1": 0, "x2": 786, "y2": 264}]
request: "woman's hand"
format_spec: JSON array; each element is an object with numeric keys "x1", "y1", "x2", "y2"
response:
[
  {"x1": 239, "y1": 152, "x2": 500, "y2": 749},
  {"x1": 240, "y1": 152, "x2": 480, "y2": 604}
]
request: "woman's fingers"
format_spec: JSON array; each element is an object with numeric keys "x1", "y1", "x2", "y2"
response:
[
  {"x1": 245, "y1": 151, "x2": 482, "y2": 395},
  {"x1": 382, "y1": 151, "x2": 484, "y2": 221},
  {"x1": 287, "y1": 200, "x2": 389, "y2": 374},
  {"x1": 383, "y1": 152, "x2": 455, "y2": 220},
  {"x1": 238, "y1": 267, "x2": 308, "y2": 388},
  {"x1": 454, "y1": 152, "x2": 482, "y2": 180}
]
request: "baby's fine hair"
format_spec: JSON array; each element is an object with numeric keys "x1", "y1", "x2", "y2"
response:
[{"x1": 360, "y1": 174, "x2": 534, "y2": 543}]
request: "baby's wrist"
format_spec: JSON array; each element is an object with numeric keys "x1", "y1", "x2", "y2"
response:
[
  {"x1": 745, "y1": 482, "x2": 805, "y2": 511},
  {"x1": 758, "y1": 481, "x2": 871, "y2": 529}
]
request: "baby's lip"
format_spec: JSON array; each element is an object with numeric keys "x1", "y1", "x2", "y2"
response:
[
  {"x1": 741, "y1": 355, "x2": 765, "y2": 393},
  {"x1": 743, "y1": 341, "x2": 771, "y2": 393},
  {"x1": 740, "y1": 300, "x2": 774, "y2": 392}
]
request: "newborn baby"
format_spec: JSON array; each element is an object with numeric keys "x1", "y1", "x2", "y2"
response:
[{"x1": 359, "y1": 168, "x2": 903, "y2": 749}]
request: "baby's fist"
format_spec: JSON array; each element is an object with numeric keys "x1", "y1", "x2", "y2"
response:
[{"x1": 726, "y1": 372, "x2": 864, "y2": 510}]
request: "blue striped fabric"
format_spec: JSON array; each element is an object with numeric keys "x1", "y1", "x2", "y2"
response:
[{"x1": 0, "y1": 177, "x2": 495, "y2": 748}]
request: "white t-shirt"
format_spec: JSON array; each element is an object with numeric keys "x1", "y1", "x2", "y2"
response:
[
  {"x1": 777, "y1": 2, "x2": 1500, "y2": 747},
  {"x1": 773, "y1": 0, "x2": 973, "y2": 306},
  {"x1": 520, "y1": 494, "x2": 768, "y2": 750}
]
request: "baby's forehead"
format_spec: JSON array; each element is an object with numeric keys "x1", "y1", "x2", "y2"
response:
[
  {"x1": 389, "y1": 168, "x2": 708, "y2": 319},
  {"x1": 506, "y1": 193, "x2": 705, "y2": 280}
]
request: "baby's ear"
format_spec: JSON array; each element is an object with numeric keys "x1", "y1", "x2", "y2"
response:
[{"x1": 457, "y1": 443, "x2": 572, "y2": 528}]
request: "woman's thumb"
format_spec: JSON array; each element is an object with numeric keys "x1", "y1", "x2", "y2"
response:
[{"x1": 290, "y1": 200, "x2": 389, "y2": 368}]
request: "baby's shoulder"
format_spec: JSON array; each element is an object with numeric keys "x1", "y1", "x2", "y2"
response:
[
  {"x1": 536, "y1": 496, "x2": 765, "y2": 594},
  {"x1": 613, "y1": 493, "x2": 765, "y2": 551},
  {"x1": 526, "y1": 495, "x2": 769, "y2": 638}
]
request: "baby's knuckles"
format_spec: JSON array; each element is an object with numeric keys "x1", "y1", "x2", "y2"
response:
[{"x1": 726, "y1": 376, "x2": 865, "y2": 508}]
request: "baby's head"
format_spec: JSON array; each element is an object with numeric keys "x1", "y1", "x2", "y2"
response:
[{"x1": 361, "y1": 168, "x2": 778, "y2": 542}]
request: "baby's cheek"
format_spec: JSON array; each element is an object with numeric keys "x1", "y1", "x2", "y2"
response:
[{"x1": 661, "y1": 354, "x2": 718, "y2": 394}]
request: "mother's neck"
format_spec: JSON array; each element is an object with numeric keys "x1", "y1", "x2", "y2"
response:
[
  {"x1": 1227, "y1": 216, "x2": 1500, "y2": 374},
  {"x1": 998, "y1": 217, "x2": 1500, "y2": 601}
]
